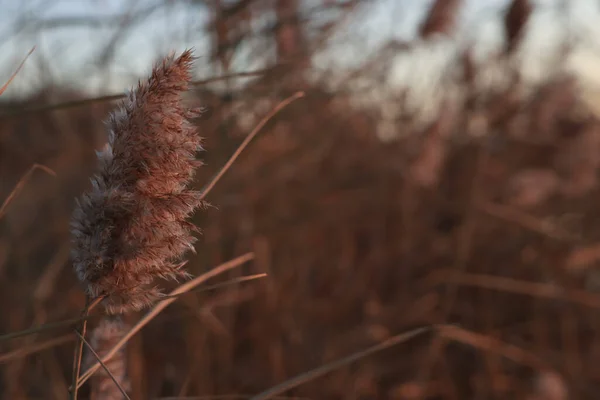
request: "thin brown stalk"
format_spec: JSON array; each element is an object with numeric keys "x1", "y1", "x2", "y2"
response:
[
  {"x1": 438, "y1": 325, "x2": 552, "y2": 371},
  {"x1": 414, "y1": 146, "x2": 489, "y2": 398},
  {"x1": 249, "y1": 326, "x2": 432, "y2": 400},
  {"x1": 199, "y1": 91, "x2": 305, "y2": 201},
  {"x1": 161, "y1": 273, "x2": 267, "y2": 299},
  {"x1": 0, "y1": 46, "x2": 35, "y2": 96},
  {"x1": 0, "y1": 274, "x2": 264, "y2": 345},
  {"x1": 70, "y1": 296, "x2": 104, "y2": 400},
  {"x1": 157, "y1": 396, "x2": 311, "y2": 400},
  {"x1": 74, "y1": 330, "x2": 131, "y2": 400},
  {"x1": 477, "y1": 200, "x2": 576, "y2": 241},
  {"x1": 0, "y1": 67, "x2": 275, "y2": 118},
  {"x1": 429, "y1": 270, "x2": 600, "y2": 309},
  {"x1": 0, "y1": 334, "x2": 74, "y2": 364},
  {"x1": 73, "y1": 252, "x2": 254, "y2": 390},
  {"x1": 0, "y1": 316, "x2": 91, "y2": 343},
  {"x1": 158, "y1": 396, "x2": 311, "y2": 400},
  {"x1": 33, "y1": 243, "x2": 71, "y2": 302},
  {"x1": 0, "y1": 164, "x2": 56, "y2": 219}
]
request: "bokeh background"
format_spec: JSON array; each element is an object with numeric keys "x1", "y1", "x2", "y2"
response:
[{"x1": 2, "y1": 0, "x2": 600, "y2": 398}]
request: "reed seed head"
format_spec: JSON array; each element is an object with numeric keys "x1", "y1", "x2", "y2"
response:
[{"x1": 71, "y1": 50, "x2": 205, "y2": 314}]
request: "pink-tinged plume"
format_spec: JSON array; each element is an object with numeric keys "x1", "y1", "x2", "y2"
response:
[{"x1": 71, "y1": 50, "x2": 204, "y2": 314}]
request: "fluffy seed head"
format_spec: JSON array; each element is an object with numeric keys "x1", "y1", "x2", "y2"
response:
[{"x1": 71, "y1": 50, "x2": 204, "y2": 314}]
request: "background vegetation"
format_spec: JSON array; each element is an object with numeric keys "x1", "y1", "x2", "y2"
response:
[{"x1": 2, "y1": 0, "x2": 600, "y2": 398}]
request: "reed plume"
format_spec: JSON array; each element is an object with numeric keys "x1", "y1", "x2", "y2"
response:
[
  {"x1": 419, "y1": 0, "x2": 462, "y2": 39},
  {"x1": 504, "y1": 0, "x2": 532, "y2": 54},
  {"x1": 71, "y1": 49, "x2": 204, "y2": 314}
]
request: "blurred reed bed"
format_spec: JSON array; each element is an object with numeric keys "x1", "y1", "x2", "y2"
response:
[{"x1": 1, "y1": 0, "x2": 600, "y2": 399}]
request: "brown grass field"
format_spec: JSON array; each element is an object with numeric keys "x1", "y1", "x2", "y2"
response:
[{"x1": 1, "y1": 0, "x2": 600, "y2": 399}]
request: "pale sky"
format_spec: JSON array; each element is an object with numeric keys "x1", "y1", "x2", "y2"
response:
[{"x1": 1, "y1": 0, "x2": 600, "y2": 98}]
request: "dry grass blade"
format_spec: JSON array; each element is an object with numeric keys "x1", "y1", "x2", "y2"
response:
[
  {"x1": 162, "y1": 273, "x2": 267, "y2": 299},
  {"x1": 0, "y1": 46, "x2": 35, "y2": 96},
  {"x1": 249, "y1": 326, "x2": 432, "y2": 400},
  {"x1": 34, "y1": 243, "x2": 71, "y2": 302},
  {"x1": 0, "y1": 273, "x2": 262, "y2": 343},
  {"x1": 565, "y1": 243, "x2": 600, "y2": 272},
  {"x1": 158, "y1": 396, "x2": 311, "y2": 400},
  {"x1": 199, "y1": 91, "x2": 305, "y2": 201},
  {"x1": 0, "y1": 334, "x2": 74, "y2": 364},
  {"x1": 0, "y1": 68, "x2": 275, "y2": 118},
  {"x1": 74, "y1": 330, "x2": 131, "y2": 400},
  {"x1": 438, "y1": 324, "x2": 552, "y2": 371},
  {"x1": 0, "y1": 163, "x2": 56, "y2": 219},
  {"x1": 430, "y1": 270, "x2": 600, "y2": 309},
  {"x1": 158, "y1": 396, "x2": 310, "y2": 400},
  {"x1": 477, "y1": 200, "x2": 576, "y2": 241},
  {"x1": 70, "y1": 296, "x2": 104, "y2": 400},
  {"x1": 74, "y1": 252, "x2": 254, "y2": 390},
  {"x1": 0, "y1": 316, "x2": 92, "y2": 343}
]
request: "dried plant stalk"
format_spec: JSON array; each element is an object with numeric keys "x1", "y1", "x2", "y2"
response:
[
  {"x1": 71, "y1": 49, "x2": 205, "y2": 314},
  {"x1": 84, "y1": 317, "x2": 131, "y2": 400},
  {"x1": 0, "y1": 46, "x2": 35, "y2": 96}
]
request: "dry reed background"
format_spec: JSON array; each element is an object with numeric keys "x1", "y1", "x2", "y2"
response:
[{"x1": 1, "y1": 0, "x2": 600, "y2": 398}]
